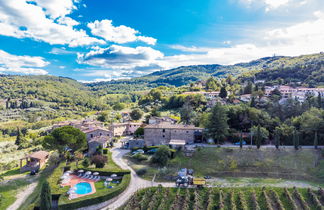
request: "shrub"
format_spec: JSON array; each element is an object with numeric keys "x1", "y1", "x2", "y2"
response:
[
  {"x1": 103, "y1": 148, "x2": 108, "y2": 154},
  {"x1": 132, "y1": 153, "x2": 148, "y2": 161},
  {"x1": 82, "y1": 158, "x2": 90, "y2": 168},
  {"x1": 91, "y1": 155, "x2": 107, "y2": 168},
  {"x1": 151, "y1": 145, "x2": 170, "y2": 167},
  {"x1": 136, "y1": 168, "x2": 147, "y2": 176}
]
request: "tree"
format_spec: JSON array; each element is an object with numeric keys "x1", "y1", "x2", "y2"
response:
[
  {"x1": 219, "y1": 86, "x2": 227, "y2": 98},
  {"x1": 130, "y1": 109, "x2": 143, "y2": 121},
  {"x1": 244, "y1": 81, "x2": 253, "y2": 94},
  {"x1": 314, "y1": 131, "x2": 318, "y2": 149},
  {"x1": 252, "y1": 125, "x2": 269, "y2": 147},
  {"x1": 274, "y1": 131, "x2": 280, "y2": 149},
  {"x1": 256, "y1": 125, "x2": 262, "y2": 149},
  {"x1": 82, "y1": 158, "x2": 90, "y2": 168},
  {"x1": 180, "y1": 101, "x2": 196, "y2": 125},
  {"x1": 43, "y1": 126, "x2": 87, "y2": 155},
  {"x1": 206, "y1": 77, "x2": 218, "y2": 91},
  {"x1": 250, "y1": 96, "x2": 256, "y2": 107},
  {"x1": 151, "y1": 145, "x2": 170, "y2": 167},
  {"x1": 134, "y1": 127, "x2": 144, "y2": 138},
  {"x1": 40, "y1": 181, "x2": 52, "y2": 210},
  {"x1": 206, "y1": 103, "x2": 229, "y2": 145},
  {"x1": 317, "y1": 93, "x2": 322, "y2": 109},
  {"x1": 239, "y1": 133, "x2": 243, "y2": 149},
  {"x1": 75, "y1": 151, "x2": 84, "y2": 168},
  {"x1": 113, "y1": 103, "x2": 125, "y2": 111},
  {"x1": 15, "y1": 127, "x2": 23, "y2": 146},
  {"x1": 97, "y1": 112, "x2": 109, "y2": 122},
  {"x1": 293, "y1": 130, "x2": 299, "y2": 150},
  {"x1": 91, "y1": 155, "x2": 107, "y2": 168}
]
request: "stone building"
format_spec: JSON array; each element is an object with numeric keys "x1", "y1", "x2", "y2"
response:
[
  {"x1": 110, "y1": 122, "x2": 142, "y2": 136},
  {"x1": 144, "y1": 124, "x2": 203, "y2": 146}
]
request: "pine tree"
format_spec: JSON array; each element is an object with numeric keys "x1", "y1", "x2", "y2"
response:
[
  {"x1": 314, "y1": 131, "x2": 318, "y2": 149},
  {"x1": 274, "y1": 131, "x2": 280, "y2": 150},
  {"x1": 40, "y1": 181, "x2": 52, "y2": 210},
  {"x1": 219, "y1": 86, "x2": 228, "y2": 98},
  {"x1": 256, "y1": 125, "x2": 261, "y2": 149}
]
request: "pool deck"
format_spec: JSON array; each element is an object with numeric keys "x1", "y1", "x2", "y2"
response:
[{"x1": 61, "y1": 175, "x2": 97, "y2": 199}]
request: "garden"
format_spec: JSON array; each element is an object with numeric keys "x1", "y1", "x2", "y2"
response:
[{"x1": 120, "y1": 186, "x2": 324, "y2": 210}]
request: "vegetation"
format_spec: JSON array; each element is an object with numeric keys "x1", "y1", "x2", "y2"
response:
[
  {"x1": 120, "y1": 187, "x2": 324, "y2": 210},
  {"x1": 40, "y1": 181, "x2": 52, "y2": 210}
]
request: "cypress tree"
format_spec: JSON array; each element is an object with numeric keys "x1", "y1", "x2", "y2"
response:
[
  {"x1": 40, "y1": 181, "x2": 52, "y2": 210},
  {"x1": 314, "y1": 131, "x2": 318, "y2": 149},
  {"x1": 239, "y1": 133, "x2": 243, "y2": 149},
  {"x1": 256, "y1": 125, "x2": 261, "y2": 149},
  {"x1": 15, "y1": 127, "x2": 22, "y2": 146},
  {"x1": 219, "y1": 86, "x2": 228, "y2": 98},
  {"x1": 293, "y1": 130, "x2": 299, "y2": 150},
  {"x1": 250, "y1": 96, "x2": 256, "y2": 107},
  {"x1": 318, "y1": 94, "x2": 322, "y2": 109},
  {"x1": 275, "y1": 131, "x2": 280, "y2": 149}
]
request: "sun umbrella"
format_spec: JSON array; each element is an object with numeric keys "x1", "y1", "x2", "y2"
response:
[
  {"x1": 66, "y1": 170, "x2": 72, "y2": 173},
  {"x1": 61, "y1": 175, "x2": 68, "y2": 179},
  {"x1": 110, "y1": 174, "x2": 117, "y2": 177},
  {"x1": 93, "y1": 172, "x2": 99, "y2": 175},
  {"x1": 106, "y1": 178, "x2": 113, "y2": 181},
  {"x1": 78, "y1": 170, "x2": 84, "y2": 173},
  {"x1": 85, "y1": 171, "x2": 92, "y2": 175}
]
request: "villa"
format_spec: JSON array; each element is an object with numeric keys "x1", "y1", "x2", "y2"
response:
[{"x1": 20, "y1": 150, "x2": 49, "y2": 172}]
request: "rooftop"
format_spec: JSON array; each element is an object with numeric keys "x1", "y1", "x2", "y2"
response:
[
  {"x1": 145, "y1": 123, "x2": 203, "y2": 130},
  {"x1": 23, "y1": 151, "x2": 49, "y2": 160}
]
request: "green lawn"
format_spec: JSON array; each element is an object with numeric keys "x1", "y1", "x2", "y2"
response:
[
  {"x1": 126, "y1": 147, "x2": 324, "y2": 183},
  {"x1": 0, "y1": 179, "x2": 30, "y2": 210},
  {"x1": 0, "y1": 167, "x2": 29, "y2": 178}
]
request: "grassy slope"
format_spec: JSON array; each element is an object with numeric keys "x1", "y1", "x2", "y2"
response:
[
  {"x1": 127, "y1": 147, "x2": 323, "y2": 182},
  {"x1": 0, "y1": 179, "x2": 30, "y2": 209}
]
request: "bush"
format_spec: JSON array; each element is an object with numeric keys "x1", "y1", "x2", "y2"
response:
[
  {"x1": 103, "y1": 148, "x2": 108, "y2": 154},
  {"x1": 91, "y1": 155, "x2": 107, "y2": 168},
  {"x1": 82, "y1": 158, "x2": 90, "y2": 168},
  {"x1": 132, "y1": 153, "x2": 148, "y2": 161},
  {"x1": 136, "y1": 168, "x2": 147, "y2": 176},
  {"x1": 151, "y1": 145, "x2": 170, "y2": 167}
]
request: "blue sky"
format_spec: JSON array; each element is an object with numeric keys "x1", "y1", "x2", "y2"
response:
[{"x1": 0, "y1": 0, "x2": 323, "y2": 82}]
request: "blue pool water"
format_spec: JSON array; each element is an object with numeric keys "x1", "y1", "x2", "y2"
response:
[{"x1": 74, "y1": 182, "x2": 92, "y2": 195}]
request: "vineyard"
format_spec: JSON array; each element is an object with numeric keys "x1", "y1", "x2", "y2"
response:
[{"x1": 120, "y1": 186, "x2": 324, "y2": 210}]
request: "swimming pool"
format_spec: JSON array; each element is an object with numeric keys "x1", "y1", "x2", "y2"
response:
[{"x1": 74, "y1": 182, "x2": 92, "y2": 195}]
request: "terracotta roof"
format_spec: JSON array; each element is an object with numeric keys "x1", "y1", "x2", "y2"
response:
[
  {"x1": 145, "y1": 124, "x2": 203, "y2": 130},
  {"x1": 82, "y1": 127, "x2": 110, "y2": 133},
  {"x1": 24, "y1": 151, "x2": 49, "y2": 160}
]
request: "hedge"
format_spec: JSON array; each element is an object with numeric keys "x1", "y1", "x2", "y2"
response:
[
  {"x1": 58, "y1": 174, "x2": 131, "y2": 209},
  {"x1": 75, "y1": 168, "x2": 130, "y2": 176}
]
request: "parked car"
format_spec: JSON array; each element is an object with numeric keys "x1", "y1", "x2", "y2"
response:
[
  {"x1": 146, "y1": 148, "x2": 157, "y2": 154},
  {"x1": 132, "y1": 149, "x2": 145, "y2": 155},
  {"x1": 204, "y1": 175, "x2": 212, "y2": 179},
  {"x1": 234, "y1": 140, "x2": 247, "y2": 145}
]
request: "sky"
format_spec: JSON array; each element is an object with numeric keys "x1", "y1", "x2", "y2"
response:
[{"x1": 0, "y1": 0, "x2": 323, "y2": 82}]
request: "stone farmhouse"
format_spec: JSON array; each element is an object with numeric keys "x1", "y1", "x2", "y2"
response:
[
  {"x1": 110, "y1": 122, "x2": 142, "y2": 136},
  {"x1": 144, "y1": 124, "x2": 203, "y2": 147}
]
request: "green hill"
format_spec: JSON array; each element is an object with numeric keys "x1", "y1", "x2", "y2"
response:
[{"x1": 88, "y1": 52, "x2": 324, "y2": 93}]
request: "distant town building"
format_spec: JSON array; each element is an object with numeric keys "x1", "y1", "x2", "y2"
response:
[
  {"x1": 144, "y1": 123, "x2": 203, "y2": 146},
  {"x1": 265, "y1": 85, "x2": 324, "y2": 101}
]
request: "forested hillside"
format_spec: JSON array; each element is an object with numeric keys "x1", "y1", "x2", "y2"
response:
[{"x1": 87, "y1": 53, "x2": 324, "y2": 94}]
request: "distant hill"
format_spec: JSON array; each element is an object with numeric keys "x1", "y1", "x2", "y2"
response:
[{"x1": 87, "y1": 52, "x2": 324, "y2": 93}]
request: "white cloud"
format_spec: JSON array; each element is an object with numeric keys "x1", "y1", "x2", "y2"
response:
[
  {"x1": 163, "y1": 11, "x2": 324, "y2": 67},
  {"x1": 239, "y1": 0, "x2": 303, "y2": 11},
  {"x1": 49, "y1": 47, "x2": 76, "y2": 55},
  {"x1": 0, "y1": 0, "x2": 105, "y2": 47},
  {"x1": 77, "y1": 45, "x2": 164, "y2": 70},
  {"x1": 0, "y1": 50, "x2": 49, "y2": 75},
  {"x1": 88, "y1": 20, "x2": 157, "y2": 45}
]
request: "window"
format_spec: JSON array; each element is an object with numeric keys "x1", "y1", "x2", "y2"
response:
[
  {"x1": 163, "y1": 135, "x2": 165, "y2": 138},
  {"x1": 186, "y1": 131, "x2": 189, "y2": 133},
  {"x1": 162, "y1": 129, "x2": 165, "y2": 133},
  {"x1": 90, "y1": 134, "x2": 93, "y2": 138}
]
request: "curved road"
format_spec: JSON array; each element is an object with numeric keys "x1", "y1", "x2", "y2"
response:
[{"x1": 79, "y1": 142, "x2": 174, "y2": 210}]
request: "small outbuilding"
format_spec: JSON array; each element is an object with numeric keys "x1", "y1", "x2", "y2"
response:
[{"x1": 20, "y1": 151, "x2": 49, "y2": 172}]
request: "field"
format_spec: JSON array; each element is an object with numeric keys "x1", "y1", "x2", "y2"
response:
[
  {"x1": 126, "y1": 147, "x2": 324, "y2": 182},
  {"x1": 120, "y1": 186, "x2": 324, "y2": 210}
]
